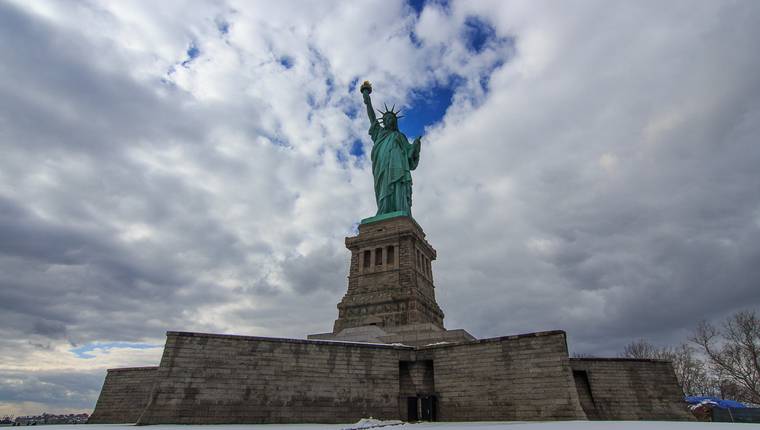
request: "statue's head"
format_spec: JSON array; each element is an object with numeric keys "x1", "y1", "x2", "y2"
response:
[{"x1": 378, "y1": 103, "x2": 403, "y2": 131}]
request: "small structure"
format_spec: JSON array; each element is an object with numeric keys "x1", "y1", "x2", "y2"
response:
[{"x1": 686, "y1": 396, "x2": 760, "y2": 423}]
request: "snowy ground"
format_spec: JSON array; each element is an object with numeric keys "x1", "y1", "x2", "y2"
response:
[{"x1": 46, "y1": 421, "x2": 760, "y2": 430}]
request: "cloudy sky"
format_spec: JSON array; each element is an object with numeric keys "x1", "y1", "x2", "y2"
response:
[{"x1": 2, "y1": 0, "x2": 760, "y2": 417}]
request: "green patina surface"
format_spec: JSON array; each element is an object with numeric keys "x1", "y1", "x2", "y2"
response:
[
  {"x1": 360, "y1": 210, "x2": 412, "y2": 225},
  {"x1": 360, "y1": 81, "x2": 422, "y2": 219}
]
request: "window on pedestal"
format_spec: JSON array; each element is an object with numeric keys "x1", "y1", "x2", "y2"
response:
[
  {"x1": 375, "y1": 247, "x2": 383, "y2": 266},
  {"x1": 387, "y1": 245, "x2": 395, "y2": 265},
  {"x1": 363, "y1": 250, "x2": 371, "y2": 269}
]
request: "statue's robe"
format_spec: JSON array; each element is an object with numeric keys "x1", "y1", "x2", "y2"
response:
[{"x1": 369, "y1": 120, "x2": 420, "y2": 215}]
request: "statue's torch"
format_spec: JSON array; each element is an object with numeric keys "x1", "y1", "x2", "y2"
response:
[{"x1": 360, "y1": 80, "x2": 372, "y2": 95}]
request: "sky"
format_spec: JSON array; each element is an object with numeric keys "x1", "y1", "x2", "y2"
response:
[{"x1": 1, "y1": 0, "x2": 760, "y2": 418}]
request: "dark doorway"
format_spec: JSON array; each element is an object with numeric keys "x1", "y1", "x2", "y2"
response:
[
  {"x1": 573, "y1": 370, "x2": 598, "y2": 420},
  {"x1": 420, "y1": 395, "x2": 437, "y2": 421},
  {"x1": 406, "y1": 397, "x2": 418, "y2": 421}
]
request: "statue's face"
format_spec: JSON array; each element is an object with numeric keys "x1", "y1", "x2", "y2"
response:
[{"x1": 383, "y1": 113, "x2": 398, "y2": 130}]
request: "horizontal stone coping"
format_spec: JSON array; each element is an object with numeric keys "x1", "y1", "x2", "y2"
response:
[
  {"x1": 384, "y1": 323, "x2": 445, "y2": 333},
  {"x1": 162, "y1": 330, "x2": 568, "y2": 351},
  {"x1": 570, "y1": 357, "x2": 672, "y2": 363},
  {"x1": 416, "y1": 329, "x2": 566, "y2": 350},
  {"x1": 359, "y1": 211, "x2": 413, "y2": 225},
  {"x1": 352, "y1": 214, "x2": 427, "y2": 238},
  {"x1": 106, "y1": 366, "x2": 159, "y2": 372},
  {"x1": 166, "y1": 331, "x2": 414, "y2": 350}
]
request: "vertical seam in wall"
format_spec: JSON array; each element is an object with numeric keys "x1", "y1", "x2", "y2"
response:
[{"x1": 135, "y1": 333, "x2": 176, "y2": 425}]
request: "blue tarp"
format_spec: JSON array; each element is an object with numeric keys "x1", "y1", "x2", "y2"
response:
[{"x1": 686, "y1": 396, "x2": 747, "y2": 409}]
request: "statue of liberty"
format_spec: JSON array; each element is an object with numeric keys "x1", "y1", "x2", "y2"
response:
[{"x1": 360, "y1": 81, "x2": 422, "y2": 218}]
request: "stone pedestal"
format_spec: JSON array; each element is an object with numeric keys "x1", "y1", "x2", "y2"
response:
[
  {"x1": 334, "y1": 215, "x2": 444, "y2": 332},
  {"x1": 308, "y1": 215, "x2": 474, "y2": 346}
]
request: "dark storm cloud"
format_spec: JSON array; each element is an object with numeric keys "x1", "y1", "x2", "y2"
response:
[
  {"x1": 0, "y1": 0, "x2": 247, "y2": 353},
  {"x1": 0, "y1": 370, "x2": 103, "y2": 409},
  {"x1": 32, "y1": 319, "x2": 68, "y2": 339},
  {"x1": 0, "y1": 196, "x2": 183, "y2": 287},
  {"x1": 0, "y1": 186, "x2": 238, "y2": 346},
  {"x1": 282, "y1": 245, "x2": 347, "y2": 295}
]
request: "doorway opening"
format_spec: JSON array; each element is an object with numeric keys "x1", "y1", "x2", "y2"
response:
[
  {"x1": 406, "y1": 395, "x2": 437, "y2": 421},
  {"x1": 406, "y1": 397, "x2": 418, "y2": 421},
  {"x1": 420, "y1": 395, "x2": 437, "y2": 421}
]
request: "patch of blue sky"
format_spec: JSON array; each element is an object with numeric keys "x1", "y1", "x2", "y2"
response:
[
  {"x1": 70, "y1": 342, "x2": 160, "y2": 359},
  {"x1": 350, "y1": 139, "x2": 365, "y2": 158},
  {"x1": 306, "y1": 93, "x2": 317, "y2": 108},
  {"x1": 408, "y1": 0, "x2": 450, "y2": 16},
  {"x1": 181, "y1": 42, "x2": 200, "y2": 67},
  {"x1": 336, "y1": 149, "x2": 348, "y2": 166},
  {"x1": 345, "y1": 104, "x2": 359, "y2": 120},
  {"x1": 399, "y1": 81, "x2": 458, "y2": 139},
  {"x1": 463, "y1": 16, "x2": 496, "y2": 54},
  {"x1": 479, "y1": 58, "x2": 505, "y2": 91},
  {"x1": 349, "y1": 78, "x2": 359, "y2": 92},
  {"x1": 409, "y1": 30, "x2": 422, "y2": 48},
  {"x1": 337, "y1": 140, "x2": 365, "y2": 169},
  {"x1": 479, "y1": 35, "x2": 515, "y2": 92},
  {"x1": 408, "y1": 0, "x2": 426, "y2": 15},
  {"x1": 268, "y1": 135, "x2": 290, "y2": 148},
  {"x1": 187, "y1": 42, "x2": 200, "y2": 59},
  {"x1": 216, "y1": 20, "x2": 230, "y2": 35},
  {"x1": 279, "y1": 56, "x2": 294, "y2": 69}
]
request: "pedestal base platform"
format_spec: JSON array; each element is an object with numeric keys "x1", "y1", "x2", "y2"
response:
[{"x1": 308, "y1": 323, "x2": 475, "y2": 347}]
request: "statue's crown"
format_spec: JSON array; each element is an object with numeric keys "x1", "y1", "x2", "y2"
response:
[{"x1": 377, "y1": 103, "x2": 403, "y2": 123}]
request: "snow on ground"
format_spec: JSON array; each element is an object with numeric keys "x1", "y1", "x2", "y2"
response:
[
  {"x1": 343, "y1": 418, "x2": 404, "y2": 429},
  {"x1": 47, "y1": 421, "x2": 760, "y2": 430}
]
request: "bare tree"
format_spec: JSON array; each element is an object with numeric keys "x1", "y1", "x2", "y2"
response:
[
  {"x1": 621, "y1": 338, "x2": 711, "y2": 396},
  {"x1": 571, "y1": 352, "x2": 598, "y2": 358},
  {"x1": 692, "y1": 310, "x2": 760, "y2": 404},
  {"x1": 621, "y1": 338, "x2": 673, "y2": 360},
  {"x1": 670, "y1": 343, "x2": 712, "y2": 397}
]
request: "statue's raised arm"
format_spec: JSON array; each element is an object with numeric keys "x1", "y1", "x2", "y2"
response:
[{"x1": 360, "y1": 81, "x2": 377, "y2": 125}]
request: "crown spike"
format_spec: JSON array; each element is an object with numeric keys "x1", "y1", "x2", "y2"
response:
[
  {"x1": 391, "y1": 104, "x2": 395, "y2": 113},
  {"x1": 384, "y1": 102, "x2": 388, "y2": 111}
]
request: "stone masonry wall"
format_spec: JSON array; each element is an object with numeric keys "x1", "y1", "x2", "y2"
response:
[
  {"x1": 87, "y1": 366, "x2": 157, "y2": 424},
  {"x1": 136, "y1": 332, "x2": 410, "y2": 424},
  {"x1": 336, "y1": 216, "x2": 444, "y2": 332},
  {"x1": 423, "y1": 330, "x2": 587, "y2": 421},
  {"x1": 569, "y1": 358, "x2": 693, "y2": 421}
]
